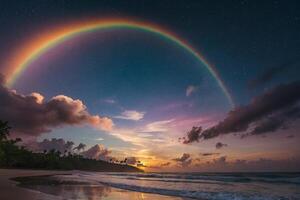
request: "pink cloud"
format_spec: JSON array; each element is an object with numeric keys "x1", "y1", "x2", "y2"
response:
[{"x1": 0, "y1": 78, "x2": 113, "y2": 137}]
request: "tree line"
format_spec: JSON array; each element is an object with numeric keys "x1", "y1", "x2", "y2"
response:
[{"x1": 0, "y1": 120, "x2": 142, "y2": 172}]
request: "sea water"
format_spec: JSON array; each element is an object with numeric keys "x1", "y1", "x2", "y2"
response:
[{"x1": 54, "y1": 171, "x2": 300, "y2": 200}]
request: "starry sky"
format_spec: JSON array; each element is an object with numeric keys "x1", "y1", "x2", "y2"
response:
[{"x1": 0, "y1": 0, "x2": 299, "y2": 171}]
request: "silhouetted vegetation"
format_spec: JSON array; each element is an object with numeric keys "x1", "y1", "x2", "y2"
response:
[{"x1": 0, "y1": 120, "x2": 142, "y2": 172}]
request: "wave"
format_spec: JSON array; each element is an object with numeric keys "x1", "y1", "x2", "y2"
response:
[
  {"x1": 107, "y1": 172, "x2": 300, "y2": 185},
  {"x1": 55, "y1": 172, "x2": 300, "y2": 200},
  {"x1": 124, "y1": 176, "x2": 234, "y2": 185},
  {"x1": 96, "y1": 181, "x2": 284, "y2": 200}
]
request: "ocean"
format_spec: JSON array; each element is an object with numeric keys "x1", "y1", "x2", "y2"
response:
[{"x1": 52, "y1": 171, "x2": 300, "y2": 200}]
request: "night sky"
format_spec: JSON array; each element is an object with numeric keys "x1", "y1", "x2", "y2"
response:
[{"x1": 0, "y1": 0, "x2": 299, "y2": 171}]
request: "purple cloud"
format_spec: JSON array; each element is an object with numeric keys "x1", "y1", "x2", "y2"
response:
[
  {"x1": 183, "y1": 81, "x2": 300, "y2": 143},
  {"x1": 0, "y1": 77, "x2": 113, "y2": 137}
]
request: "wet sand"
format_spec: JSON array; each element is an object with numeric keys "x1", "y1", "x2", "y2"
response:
[
  {"x1": 0, "y1": 169, "x2": 66, "y2": 200},
  {"x1": 0, "y1": 169, "x2": 185, "y2": 200}
]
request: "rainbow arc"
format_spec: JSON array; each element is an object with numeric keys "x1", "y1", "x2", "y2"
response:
[{"x1": 5, "y1": 19, "x2": 234, "y2": 107}]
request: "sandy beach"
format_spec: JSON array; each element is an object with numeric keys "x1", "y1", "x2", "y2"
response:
[
  {"x1": 0, "y1": 169, "x2": 185, "y2": 200},
  {"x1": 0, "y1": 169, "x2": 67, "y2": 200}
]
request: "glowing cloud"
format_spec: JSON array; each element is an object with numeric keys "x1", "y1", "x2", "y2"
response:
[
  {"x1": 115, "y1": 110, "x2": 145, "y2": 121},
  {"x1": 0, "y1": 80, "x2": 113, "y2": 136}
]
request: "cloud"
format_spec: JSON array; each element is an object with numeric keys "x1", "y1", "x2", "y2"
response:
[
  {"x1": 29, "y1": 140, "x2": 115, "y2": 162},
  {"x1": 200, "y1": 152, "x2": 221, "y2": 156},
  {"x1": 124, "y1": 157, "x2": 138, "y2": 165},
  {"x1": 173, "y1": 153, "x2": 192, "y2": 167},
  {"x1": 160, "y1": 162, "x2": 171, "y2": 167},
  {"x1": 73, "y1": 143, "x2": 86, "y2": 151},
  {"x1": 213, "y1": 156, "x2": 227, "y2": 165},
  {"x1": 28, "y1": 138, "x2": 75, "y2": 153},
  {"x1": 193, "y1": 157, "x2": 300, "y2": 172},
  {"x1": 81, "y1": 144, "x2": 112, "y2": 161},
  {"x1": 286, "y1": 134, "x2": 295, "y2": 138},
  {"x1": 157, "y1": 153, "x2": 300, "y2": 172},
  {"x1": 215, "y1": 142, "x2": 228, "y2": 149},
  {"x1": 104, "y1": 99, "x2": 116, "y2": 104},
  {"x1": 243, "y1": 106, "x2": 300, "y2": 137},
  {"x1": 173, "y1": 153, "x2": 190, "y2": 162},
  {"x1": 248, "y1": 60, "x2": 298, "y2": 88},
  {"x1": 186, "y1": 85, "x2": 198, "y2": 97},
  {"x1": 115, "y1": 110, "x2": 145, "y2": 121},
  {"x1": 137, "y1": 162, "x2": 146, "y2": 167},
  {"x1": 141, "y1": 119, "x2": 174, "y2": 133},
  {"x1": 183, "y1": 81, "x2": 300, "y2": 143},
  {"x1": 183, "y1": 126, "x2": 202, "y2": 143},
  {"x1": 0, "y1": 80, "x2": 113, "y2": 137}
]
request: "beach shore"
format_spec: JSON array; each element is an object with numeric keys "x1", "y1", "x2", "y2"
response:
[
  {"x1": 0, "y1": 169, "x2": 184, "y2": 200},
  {"x1": 0, "y1": 169, "x2": 67, "y2": 200}
]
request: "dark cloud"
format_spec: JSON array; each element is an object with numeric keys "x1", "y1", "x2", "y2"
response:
[
  {"x1": 183, "y1": 81, "x2": 300, "y2": 143},
  {"x1": 215, "y1": 142, "x2": 228, "y2": 149},
  {"x1": 169, "y1": 154, "x2": 300, "y2": 172},
  {"x1": 173, "y1": 153, "x2": 190, "y2": 162},
  {"x1": 183, "y1": 126, "x2": 201, "y2": 144},
  {"x1": 160, "y1": 162, "x2": 171, "y2": 167},
  {"x1": 214, "y1": 156, "x2": 227, "y2": 165},
  {"x1": 73, "y1": 143, "x2": 86, "y2": 151},
  {"x1": 0, "y1": 80, "x2": 113, "y2": 137},
  {"x1": 173, "y1": 153, "x2": 192, "y2": 167},
  {"x1": 200, "y1": 153, "x2": 221, "y2": 156},
  {"x1": 28, "y1": 138, "x2": 75, "y2": 153},
  {"x1": 81, "y1": 144, "x2": 112, "y2": 161},
  {"x1": 242, "y1": 106, "x2": 300, "y2": 138},
  {"x1": 193, "y1": 157, "x2": 300, "y2": 172},
  {"x1": 286, "y1": 134, "x2": 295, "y2": 139},
  {"x1": 195, "y1": 156, "x2": 228, "y2": 169},
  {"x1": 248, "y1": 117, "x2": 284, "y2": 136},
  {"x1": 248, "y1": 60, "x2": 298, "y2": 89}
]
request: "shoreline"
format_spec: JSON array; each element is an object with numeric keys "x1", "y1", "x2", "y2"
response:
[
  {"x1": 0, "y1": 169, "x2": 68, "y2": 200},
  {"x1": 0, "y1": 169, "x2": 184, "y2": 200}
]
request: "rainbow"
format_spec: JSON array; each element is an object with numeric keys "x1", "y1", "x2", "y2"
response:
[{"x1": 5, "y1": 18, "x2": 234, "y2": 107}]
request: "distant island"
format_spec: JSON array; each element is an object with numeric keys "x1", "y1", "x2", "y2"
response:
[{"x1": 0, "y1": 120, "x2": 142, "y2": 172}]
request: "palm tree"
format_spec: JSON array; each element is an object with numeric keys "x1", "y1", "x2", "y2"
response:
[{"x1": 0, "y1": 120, "x2": 10, "y2": 141}]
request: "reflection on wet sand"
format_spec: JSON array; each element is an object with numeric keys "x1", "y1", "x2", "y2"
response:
[
  {"x1": 25, "y1": 184, "x2": 186, "y2": 200},
  {"x1": 27, "y1": 184, "x2": 111, "y2": 200}
]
